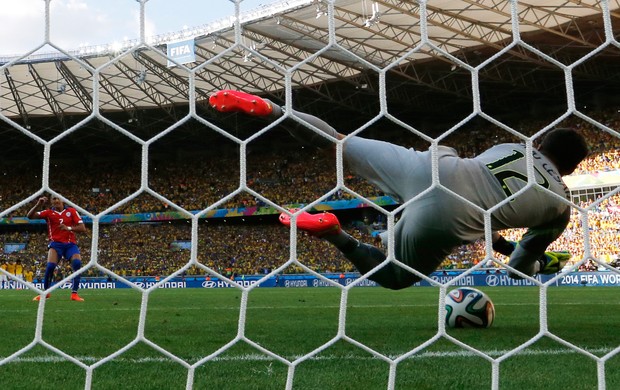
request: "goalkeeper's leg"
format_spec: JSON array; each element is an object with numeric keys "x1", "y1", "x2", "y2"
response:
[
  {"x1": 338, "y1": 239, "x2": 419, "y2": 290},
  {"x1": 320, "y1": 230, "x2": 419, "y2": 290},
  {"x1": 279, "y1": 209, "x2": 418, "y2": 290},
  {"x1": 209, "y1": 90, "x2": 342, "y2": 148}
]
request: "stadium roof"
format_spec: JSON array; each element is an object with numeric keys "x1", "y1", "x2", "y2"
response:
[{"x1": 1, "y1": 0, "x2": 619, "y2": 158}]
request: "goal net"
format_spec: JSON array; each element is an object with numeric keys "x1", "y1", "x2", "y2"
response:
[{"x1": 1, "y1": 0, "x2": 619, "y2": 389}]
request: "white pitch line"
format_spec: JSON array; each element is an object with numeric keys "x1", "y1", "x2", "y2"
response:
[{"x1": 1, "y1": 347, "x2": 614, "y2": 365}]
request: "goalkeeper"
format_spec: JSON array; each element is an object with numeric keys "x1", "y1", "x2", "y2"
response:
[{"x1": 209, "y1": 90, "x2": 589, "y2": 289}]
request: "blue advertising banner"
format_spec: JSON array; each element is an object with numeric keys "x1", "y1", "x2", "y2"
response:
[{"x1": 2, "y1": 271, "x2": 619, "y2": 290}]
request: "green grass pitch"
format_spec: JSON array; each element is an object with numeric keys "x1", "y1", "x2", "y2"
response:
[{"x1": 0, "y1": 286, "x2": 618, "y2": 389}]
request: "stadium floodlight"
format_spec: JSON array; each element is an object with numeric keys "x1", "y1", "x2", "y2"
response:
[
  {"x1": 316, "y1": 4, "x2": 326, "y2": 19},
  {"x1": 364, "y1": 2, "x2": 381, "y2": 28},
  {"x1": 135, "y1": 70, "x2": 147, "y2": 84}
]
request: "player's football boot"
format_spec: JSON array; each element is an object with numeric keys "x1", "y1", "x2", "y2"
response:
[
  {"x1": 32, "y1": 293, "x2": 51, "y2": 301},
  {"x1": 209, "y1": 90, "x2": 273, "y2": 116},
  {"x1": 70, "y1": 292, "x2": 84, "y2": 302},
  {"x1": 538, "y1": 251, "x2": 571, "y2": 274},
  {"x1": 279, "y1": 209, "x2": 341, "y2": 237}
]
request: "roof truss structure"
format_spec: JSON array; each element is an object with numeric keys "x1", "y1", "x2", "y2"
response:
[{"x1": 0, "y1": 0, "x2": 618, "y2": 157}]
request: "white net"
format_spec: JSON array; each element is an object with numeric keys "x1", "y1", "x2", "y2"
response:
[{"x1": 1, "y1": 0, "x2": 619, "y2": 389}]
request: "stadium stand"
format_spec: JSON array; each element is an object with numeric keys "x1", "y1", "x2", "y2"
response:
[{"x1": 1, "y1": 107, "x2": 619, "y2": 278}]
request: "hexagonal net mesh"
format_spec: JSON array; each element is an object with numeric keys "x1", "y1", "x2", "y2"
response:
[{"x1": 1, "y1": 0, "x2": 619, "y2": 389}]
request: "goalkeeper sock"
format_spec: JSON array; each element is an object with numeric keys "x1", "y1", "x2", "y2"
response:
[
  {"x1": 70, "y1": 259, "x2": 82, "y2": 293},
  {"x1": 264, "y1": 99, "x2": 283, "y2": 119},
  {"x1": 492, "y1": 236, "x2": 516, "y2": 257},
  {"x1": 43, "y1": 262, "x2": 57, "y2": 290},
  {"x1": 324, "y1": 232, "x2": 415, "y2": 290},
  {"x1": 264, "y1": 100, "x2": 339, "y2": 148},
  {"x1": 321, "y1": 229, "x2": 357, "y2": 249}
]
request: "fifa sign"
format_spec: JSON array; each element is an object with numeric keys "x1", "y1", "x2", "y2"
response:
[{"x1": 167, "y1": 38, "x2": 195, "y2": 67}]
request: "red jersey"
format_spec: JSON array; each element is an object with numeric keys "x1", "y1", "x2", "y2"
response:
[{"x1": 39, "y1": 207, "x2": 83, "y2": 243}]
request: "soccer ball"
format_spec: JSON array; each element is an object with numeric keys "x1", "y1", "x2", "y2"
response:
[{"x1": 445, "y1": 287, "x2": 495, "y2": 328}]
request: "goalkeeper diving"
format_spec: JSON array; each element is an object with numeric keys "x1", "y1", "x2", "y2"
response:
[{"x1": 209, "y1": 90, "x2": 589, "y2": 289}]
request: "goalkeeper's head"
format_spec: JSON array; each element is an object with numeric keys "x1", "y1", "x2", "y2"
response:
[{"x1": 538, "y1": 127, "x2": 589, "y2": 176}]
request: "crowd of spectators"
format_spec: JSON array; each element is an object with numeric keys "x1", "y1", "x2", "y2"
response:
[
  {"x1": 1, "y1": 107, "x2": 619, "y2": 279},
  {"x1": 0, "y1": 219, "x2": 367, "y2": 282},
  {"x1": 1, "y1": 109, "x2": 616, "y2": 217}
]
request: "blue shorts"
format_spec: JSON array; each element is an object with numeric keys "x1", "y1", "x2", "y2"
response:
[{"x1": 48, "y1": 242, "x2": 81, "y2": 260}]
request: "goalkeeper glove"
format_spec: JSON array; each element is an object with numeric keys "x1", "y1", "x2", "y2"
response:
[{"x1": 538, "y1": 251, "x2": 572, "y2": 274}]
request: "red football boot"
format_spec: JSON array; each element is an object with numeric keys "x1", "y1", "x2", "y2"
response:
[
  {"x1": 209, "y1": 90, "x2": 273, "y2": 116},
  {"x1": 32, "y1": 293, "x2": 51, "y2": 301},
  {"x1": 70, "y1": 292, "x2": 84, "y2": 302},
  {"x1": 279, "y1": 209, "x2": 341, "y2": 237}
]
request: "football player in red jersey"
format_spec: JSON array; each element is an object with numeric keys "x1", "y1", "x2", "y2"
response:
[{"x1": 27, "y1": 195, "x2": 87, "y2": 301}]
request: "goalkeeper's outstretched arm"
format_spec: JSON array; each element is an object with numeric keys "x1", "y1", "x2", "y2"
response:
[{"x1": 493, "y1": 209, "x2": 571, "y2": 278}]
